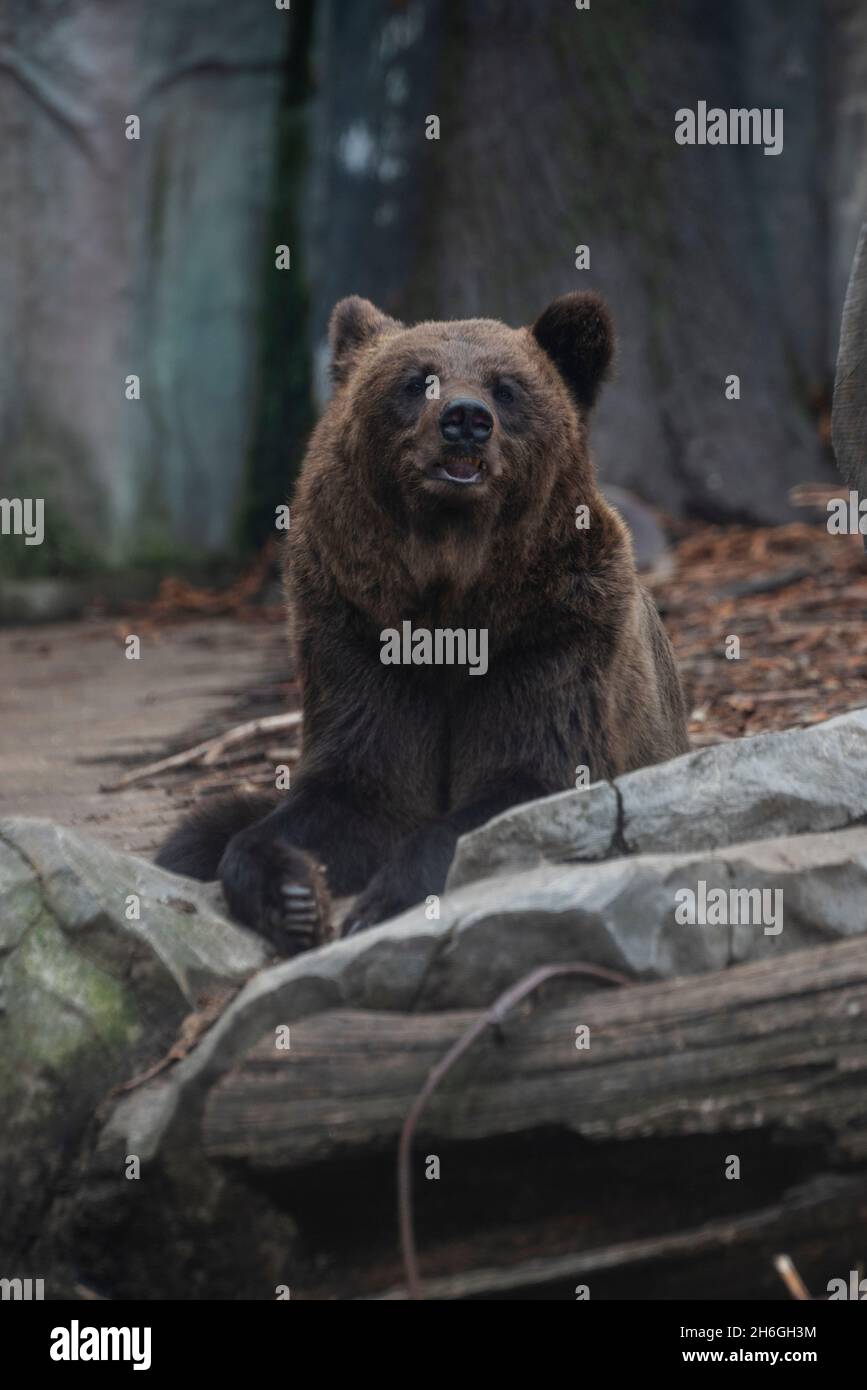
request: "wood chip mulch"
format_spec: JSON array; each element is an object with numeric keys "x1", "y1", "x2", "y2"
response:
[{"x1": 652, "y1": 519, "x2": 867, "y2": 745}]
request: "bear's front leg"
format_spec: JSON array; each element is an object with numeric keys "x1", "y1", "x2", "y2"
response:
[
  {"x1": 219, "y1": 826, "x2": 333, "y2": 958},
  {"x1": 342, "y1": 821, "x2": 458, "y2": 935},
  {"x1": 219, "y1": 779, "x2": 397, "y2": 956},
  {"x1": 342, "y1": 772, "x2": 548, "y2": 935}
]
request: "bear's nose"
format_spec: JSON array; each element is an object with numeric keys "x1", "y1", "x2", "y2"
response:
[{"x1": 439, "y1": 397, "x2": 494, "y2": 445}]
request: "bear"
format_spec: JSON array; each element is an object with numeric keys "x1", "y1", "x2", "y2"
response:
[{"x1": 157, "y1": 291, "x2": 689, "y2": 954}]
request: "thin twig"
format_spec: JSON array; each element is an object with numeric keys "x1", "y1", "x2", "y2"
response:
[
  {"x1": 102, "y1": 712, "x2": 302, "y2": 790},
  {"x1": 397, "y1": 960, "x2": 633, "y2": 1301},
  {"x1": 774, "y1": 1253, "x2": 812, "y2": 1300}
]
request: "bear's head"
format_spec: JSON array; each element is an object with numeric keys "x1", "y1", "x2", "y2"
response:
[{"x1": 325, "y1": 292, "x2": 614, "y2": 534}]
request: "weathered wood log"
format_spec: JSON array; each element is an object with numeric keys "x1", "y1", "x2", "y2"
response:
[
  {"x1": 202, "y1": 935, "x2": 867, "y2": 1171},
  {"x1": 367, "y1": 1173, "x2": 867, "y2": 1301}
]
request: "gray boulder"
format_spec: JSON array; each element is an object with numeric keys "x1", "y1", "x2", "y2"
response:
[
  {"x1": 0, "y1": 816, "x2": 266, "y2": 1269},
  {"x1": 450, "y1": 707, "x2": 867, "y2": 889}
]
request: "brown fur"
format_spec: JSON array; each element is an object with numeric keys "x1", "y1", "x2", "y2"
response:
[{"x1": 158, "y1": 292, "x2": 688, "y2": 949}]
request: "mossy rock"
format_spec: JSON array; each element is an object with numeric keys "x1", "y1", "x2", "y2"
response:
[{"x1": 0, "y1": 818, "x2": 267, "y2": 1270}]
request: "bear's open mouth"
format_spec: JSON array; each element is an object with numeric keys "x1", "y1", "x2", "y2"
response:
[{"x1": 429, "y1": 455, "x2": 484, "y2": 485}]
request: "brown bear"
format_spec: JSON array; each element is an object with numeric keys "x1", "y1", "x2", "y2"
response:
[{"x1": 157, "y1": 292, "x2": 689, "y2": 953}]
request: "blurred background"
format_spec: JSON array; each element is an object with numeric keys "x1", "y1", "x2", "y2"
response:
[{"x1": 1, "y1": 0, "x2": 865, "y2": 614}]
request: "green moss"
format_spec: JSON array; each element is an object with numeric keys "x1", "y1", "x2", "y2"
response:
[
  {"x1": 0, "y1": 424, "x2": 109, "y2": 579},
  {"x1": 122, "y1": 523, "x2": 218, "y2": 573},
  {"x1": 0, "y1": 510, "x2": 101, "y2": 580},
  {"x1": 9, "y1": 919, "x2": 143, "y2": 1067},
  {"x1": 148, "y1": 121, "x2": 173, "y2": 269}
]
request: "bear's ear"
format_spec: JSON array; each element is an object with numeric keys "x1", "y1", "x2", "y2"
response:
[
  {"x1": 329, "y1": 296, "x2": 401, "y2": 385},
  {"x1": 531, "y1": 291, "x2": 614, "y2": 411}
]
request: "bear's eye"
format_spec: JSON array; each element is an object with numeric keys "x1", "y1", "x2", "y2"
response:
[
  {"x1": 493, "y1": 382, "x2": 515, "y2": 405},
  {"x1": 404, "y1": 375, "x2": 427, "y2": 397}
]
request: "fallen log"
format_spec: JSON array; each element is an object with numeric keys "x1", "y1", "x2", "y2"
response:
[
  {"x1": 202, "y1": 934, "x2": 867, "y2": 1170},
  {"x1": 367, "y1": 1173, "x2": 867, "y2": 1300}
]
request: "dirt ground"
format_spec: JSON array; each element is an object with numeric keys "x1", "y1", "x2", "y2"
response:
[
  {"x1": 1, "y1": 518, "x2": 865, "y2": 859},
  {"x1": 0, "y1": 614, "x2": 292, "y2": 856}
]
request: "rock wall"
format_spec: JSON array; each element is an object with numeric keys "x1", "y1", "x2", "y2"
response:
[
  {"x1": 0, "y1": 0, "x2": 296, "y2": 574},
  {"x1": 2, "y1": 0, "x2": 866, "y2": 577}
]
